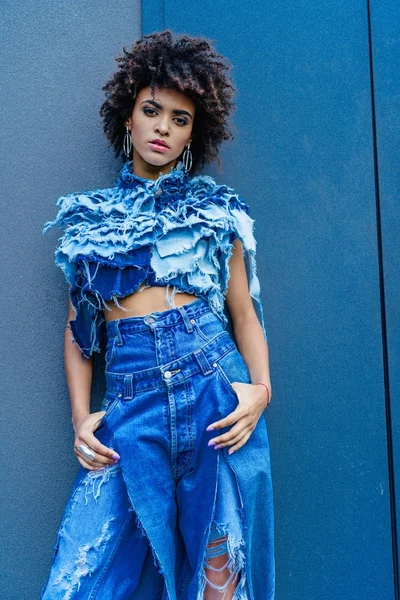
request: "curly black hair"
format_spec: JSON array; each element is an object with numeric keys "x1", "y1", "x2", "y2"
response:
[{"x1": 99, "y1": 30, "x2": 237, "y2": 173}]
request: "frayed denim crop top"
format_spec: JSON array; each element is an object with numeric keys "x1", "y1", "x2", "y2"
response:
[{"x1": 43, "y1": 160, "x2": 267, "y2": 359}]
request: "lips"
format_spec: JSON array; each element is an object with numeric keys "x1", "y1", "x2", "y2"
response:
[
  {"x1": 148, "y1": 141, "x2": 169, "y2": 153},
  {"x1": 149, "y1": 140, "x2": 169, "y2": 148}
]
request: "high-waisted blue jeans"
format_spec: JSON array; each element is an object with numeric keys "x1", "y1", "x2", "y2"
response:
[{"x1": 40, "y1": 297, "x2": 275, "y2": 599}]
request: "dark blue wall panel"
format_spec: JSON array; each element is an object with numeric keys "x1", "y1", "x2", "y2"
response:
[
  {"x1": 142, "y1": 1, "x2": 395, "y2": 597},
  {"x1": 370, "y1": 0, "x2": 400, "y2": 593}
]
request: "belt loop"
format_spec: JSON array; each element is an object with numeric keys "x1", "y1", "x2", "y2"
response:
[
  {"x1": 177, "y1": 305, "x2": 193, "y2": 333},
  {"x1": 114, "y1": 320, "x2": 123, "y2": 346},
  {"x1": 193, "y1": 347, "x2": 213, "y2": 375},
  {"x1": 124, "y1": 374, "x2": 133, "y2": 399}
]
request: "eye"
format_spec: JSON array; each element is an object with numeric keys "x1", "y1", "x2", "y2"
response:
[
  {"x1": 143, "y1": 107, "x2": 157, "y2": 116},
  {"x1": 174, "y1": 117, "x2": 188, "y2": 126},
  {"x1": 143, "y1": 107, "x2": 188, "y2": 126}
]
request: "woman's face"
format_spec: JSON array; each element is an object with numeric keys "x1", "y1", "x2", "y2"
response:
[{"x1": 125, "y1": 86, "x2": 196, "y2": 179}]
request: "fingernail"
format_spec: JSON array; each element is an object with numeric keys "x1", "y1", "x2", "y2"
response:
[
  {"x1": 206, "y1": 425, "x2": 214, "y2": 431},
  {"x1": 208, "y1": 440, "x2": 216, "y2": 446},
  {"x1": 214, "y1": 444, "x2": 223, "y2": 450},
  {"x1": 99, "y1": 467, "x2": 105, "y2": 471},
  {"x1": 112, "y1": 453, "x2": 120, "y2": 460}
]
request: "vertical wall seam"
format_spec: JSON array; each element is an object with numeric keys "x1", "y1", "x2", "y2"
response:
[{"x1": 367, "y1": 0, "x2": 399, "y2": 596}]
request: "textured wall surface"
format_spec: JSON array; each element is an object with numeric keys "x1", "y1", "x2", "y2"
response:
[
  {"x1": 0, "y1": 2, "x2": 141, "y2": 598},
  {"x1": 143, "y1": 1, "x2": 397, "y2": 598}
]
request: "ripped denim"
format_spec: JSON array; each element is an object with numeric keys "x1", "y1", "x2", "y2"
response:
[
  {"x1": 42, "y1": 159, "x2": 268, "y2": 360},
  {"x1": 40, "y1": 297, "x2": 275, "y2": 599}
]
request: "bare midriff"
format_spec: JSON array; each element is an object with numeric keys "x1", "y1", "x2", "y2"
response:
[{"x1": 102, "y1": 284, "x2": 200, "y2": 322}]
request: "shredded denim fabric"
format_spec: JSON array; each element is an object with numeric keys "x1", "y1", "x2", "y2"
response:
[{"x1": 43, "y1": 159, "x2": 267, "y2": 359}]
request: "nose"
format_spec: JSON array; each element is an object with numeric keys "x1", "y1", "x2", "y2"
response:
[{"x1": 155, "y1": 120, "x2": 170, "y2": 136}]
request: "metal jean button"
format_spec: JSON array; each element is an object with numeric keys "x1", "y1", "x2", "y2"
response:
[{"x1": 164, "y1": 370, "x2": 172, "y2": 379}]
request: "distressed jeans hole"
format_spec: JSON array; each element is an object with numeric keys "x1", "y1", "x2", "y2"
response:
[{"x1": 199, "y1": 531, "x2": 248, "y2": 600}]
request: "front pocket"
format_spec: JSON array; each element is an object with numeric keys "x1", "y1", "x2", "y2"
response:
[
  {"x1": 192, "y1": 311, "x2": 223, "y2": 343},
  {"x1": 102, "y1": 392, "x2": 120, "y2": 412},
  {"x1": 97, "y1": 392, "x2": 120, "y2": 429},
  {"x1": 216, "y1": 348, "x2": 252, "y2": 400},
  {"x1": 193, "y1": 322, "x2": 213, "y2": 343},
  {"x1": 217, "y1": 364, "x2": 239, "y2": 400}
]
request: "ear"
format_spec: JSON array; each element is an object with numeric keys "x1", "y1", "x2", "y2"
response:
[{"x1": 124, "y1": 118, "x2": 132, "y2": 128}]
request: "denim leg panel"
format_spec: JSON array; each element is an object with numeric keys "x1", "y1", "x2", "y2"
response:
[{"x1": 39, "y1": 464, "x2": 158, "y2": 600}]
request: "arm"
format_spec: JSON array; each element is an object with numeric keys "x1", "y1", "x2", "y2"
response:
[
  {"x1": 65, "y1": 291, "x2": 119, "y2": 470},
  {"x1": 65, "y1": 294, "x2": 93, "y2": 431},
  {"x1": 225, "y1": 238, "x2": 272, "y2": 402},
  {"x1": 205, "y1": 238, "x2": 271, "y2": 454}
]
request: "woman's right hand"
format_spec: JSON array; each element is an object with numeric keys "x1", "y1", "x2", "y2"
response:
[{"x1": 73, "y1": 411, "x2": 120, "y2": 471}]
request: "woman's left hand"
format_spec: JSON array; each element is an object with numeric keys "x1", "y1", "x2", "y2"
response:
[{"x1": 206, "y1": 382, "x2": 272, "y2": 455}]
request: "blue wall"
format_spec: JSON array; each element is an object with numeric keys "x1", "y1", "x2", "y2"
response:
[
  {"x1": 142, "y1": 0, "x2": 399, "y2": 598},
  {"x1": 371, "y1": 0, "x2": 400, "y2": 596}
]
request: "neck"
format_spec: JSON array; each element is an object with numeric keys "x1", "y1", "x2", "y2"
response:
[{"x1": 131, "y1": 150, "x2": 178, "y2": 181}]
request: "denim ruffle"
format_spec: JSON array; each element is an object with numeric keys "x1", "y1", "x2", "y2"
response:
[{"x1": 43, "y1": 160, "x2": 267, "y2": 359}]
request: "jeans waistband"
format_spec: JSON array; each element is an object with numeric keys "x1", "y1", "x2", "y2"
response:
[
  {"x1": 105, "y1": 330, "x2": 236, "y2": 398},
  {"x1": 105, "y1": 297, "x2": 213, "y2": 337}
]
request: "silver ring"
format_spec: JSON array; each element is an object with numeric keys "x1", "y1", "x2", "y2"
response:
[{"x1": 77, "y1": 444, "x2": 95, "y2": 461}]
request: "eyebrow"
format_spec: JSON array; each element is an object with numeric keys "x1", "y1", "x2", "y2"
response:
[{"x1": 140, "y1": 99, "x2": 193, "y2": 120}]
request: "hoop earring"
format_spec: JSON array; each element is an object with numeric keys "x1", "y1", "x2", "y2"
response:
[
  {"x1": 182, "y1": 142, "x2": 193, "y2": 173},
  {"x1": 123, "y1": 126, "x2": 133, "y2": 157}
]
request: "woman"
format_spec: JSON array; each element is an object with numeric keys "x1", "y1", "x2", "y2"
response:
[{"x1": 40, "y1": 30, "x2": 275, "y2": 600}]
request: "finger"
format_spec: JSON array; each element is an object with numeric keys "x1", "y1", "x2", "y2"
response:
[
  {"x1": 74, "y1": 447, "x2": 108, "y2": 468},
  {"x1": 75, "y1": 453, "x2": 104, "y2": 471},
  {"x1": 74, "y1": 442, "x2": 116, "y2": 467},
  {"x1": 80, "y1": 432, "x2": 120, "y2": 464},
  {"x1": 209, "y1": 419, "x2": 251, "y2": 446},
  {"x1": 213, "y1": 423, "x2": 253, "y2": 448},
  {"x1": 227, "y1": 430, "x2": 252, "y2": 455},
  {"x1": 206, "y1": 406, "x2": 244, "y2": 432},
  {"x1": 217, "y1": 425, "x2": 252, "y2": 448}
]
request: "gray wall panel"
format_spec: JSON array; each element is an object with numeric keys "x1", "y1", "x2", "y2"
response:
[{"x1": 1, "y1": 2, "x2": 142, "y2": 598}]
